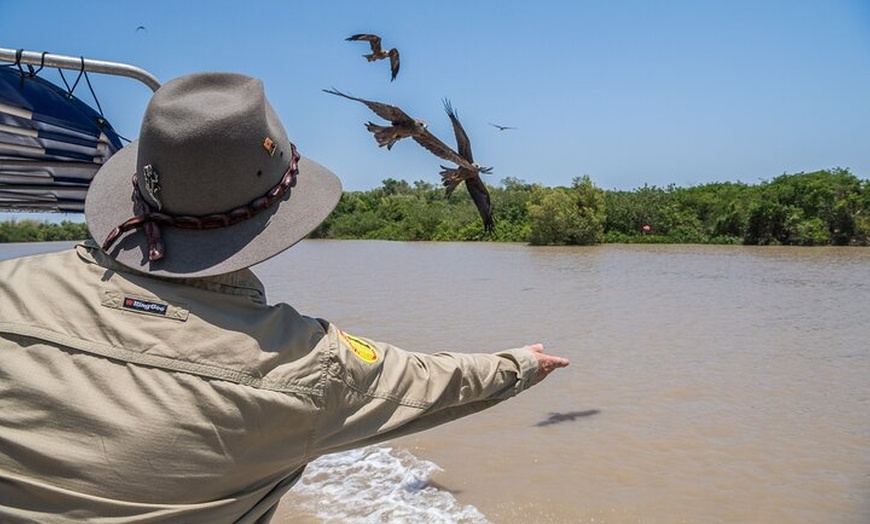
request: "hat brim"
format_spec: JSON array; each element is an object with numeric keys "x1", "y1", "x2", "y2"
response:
[{"x1": 85, "y1": 140, "x2": 342, "y2": 278}]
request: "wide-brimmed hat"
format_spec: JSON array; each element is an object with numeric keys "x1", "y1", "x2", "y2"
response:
[{"x1": 85, "y1": 72, "x2": 341, "y2": 278}]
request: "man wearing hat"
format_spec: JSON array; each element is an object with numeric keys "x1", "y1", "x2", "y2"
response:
[{"x1": 0, "y1": 72, "x2": 569, "y2": 523}]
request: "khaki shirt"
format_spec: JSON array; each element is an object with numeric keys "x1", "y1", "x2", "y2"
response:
[{"x1": 0, "y1": 241, "x2": 538, "y2": 523}]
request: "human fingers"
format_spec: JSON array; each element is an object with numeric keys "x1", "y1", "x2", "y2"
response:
[
  {"x1": 524, "y1": 343, "x2": 545, "y2": 354},
  {"x1": 524, "y1": 345, "x2": 570, "y2": 382}
]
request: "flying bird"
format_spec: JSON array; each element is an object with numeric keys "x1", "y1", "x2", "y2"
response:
[
  {"x1": 322, "y1": 88, "x2": 476, "y2": 171},
  {"x1": 345, "y1": 33, "x2": 401, "y2": 81},
  {"x1": 488, "y1": 122, "x2": 516, "y2": 131},
  {"x1": 322, "y1": 88, "x2": 425, "y2": 150},
  {"x1": 135, "y1": 25, "x2": 147, "y2": 32},
  {"x1": 441, "y1": 99, "x2": 495, "y2": 232}
]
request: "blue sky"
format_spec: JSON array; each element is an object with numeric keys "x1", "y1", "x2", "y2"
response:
[{"x1": 2, "y1": 0, "x2": 869, "y2": 221}]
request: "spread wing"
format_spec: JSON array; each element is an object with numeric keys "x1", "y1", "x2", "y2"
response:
[
  {"x1": 465, "y1": 175, "x2": 494, "y2": 232},
  {"x1": 323, "y1": 88, "x2": 415, "y2": 125},
  {"x1": 443, "y1": 99, "x2": 474, "y2": 162},
  {"x1": 412, "y1": 129, "x2": 475, "y2": 170},
  {"x1": 388, "y1": 48, "x2": 400, "y2": 81},
  {"x1": 346, "y1": 33, "x2": 382, "y2": 54}
]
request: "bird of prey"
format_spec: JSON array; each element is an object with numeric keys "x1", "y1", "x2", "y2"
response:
[
  {"x1": 488, "y1": 122, "x2": 516, "y2": 131},
  {"x1": 322, "y1": 88, "x2": 476, "y2": 172},
  {"x1": 441, "y1": 99, "x2": 495, "y2": 232},
  {"x1": 345, "y1": 33, "x2": 400, "y2": 81}
]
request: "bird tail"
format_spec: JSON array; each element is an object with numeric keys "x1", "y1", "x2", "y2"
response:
[
  {"x1": 365, "y1": 122, "x2": 398, "y2": 149},
  {"x1": 439, "y1": 166, "x2": 463, "y2": 197}
]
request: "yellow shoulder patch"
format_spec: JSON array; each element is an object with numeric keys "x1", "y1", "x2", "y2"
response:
[{"x1": 338, "y1": 330, "x2": 380, "y2": 364}]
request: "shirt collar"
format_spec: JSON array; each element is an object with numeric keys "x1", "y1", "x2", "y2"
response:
[{"x1": 76, "y1": 240, "x2": 267, "y2": 303}]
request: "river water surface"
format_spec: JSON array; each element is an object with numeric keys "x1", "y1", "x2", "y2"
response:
[{"x1": 2, "y1": 241, "x2": 868, "y2": 523}]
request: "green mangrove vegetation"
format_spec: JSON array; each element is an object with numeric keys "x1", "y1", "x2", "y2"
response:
[
  {"x1": 312, "y1": 168, "x2": 869, "y2": 246},
  {"x1": 0, "y1": 220, "x2": 89, "y2": 243},
  {"x1": 2, "y1": 168, "x2": 868, "y2": 246}
]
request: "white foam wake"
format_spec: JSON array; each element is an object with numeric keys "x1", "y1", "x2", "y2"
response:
[{"x1": 291, "y1": 445, "x2": 491, "y2": 523}]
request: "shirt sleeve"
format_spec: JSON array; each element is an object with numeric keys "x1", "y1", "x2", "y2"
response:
[{"x1": 308, "y1": 322, "x2": 538, "y2": 457}]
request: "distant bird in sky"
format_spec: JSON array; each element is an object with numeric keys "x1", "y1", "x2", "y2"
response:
[
  {"x1": 135, "y1": 25, "x2": 147, "y2": 32},
  {"x1": 345, "y1": 33, "x2": 400, "y2": 81},
  {"x1": 488, "y1": 122, "x2": 516, "y2": 131},
  {"x1": 323, "y1": 88, "x2": 475, "y2": 172},
  {"x1": 441, "y1": 99, "x2": 495, "y2": 232}
]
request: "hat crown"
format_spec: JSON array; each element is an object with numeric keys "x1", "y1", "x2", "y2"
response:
[
  {"x1": 85, "y1": 71, "x2": 342, "y2": 278},
  {"x1": 135, "y1": 73, "x2": 293, "y2": 215}
]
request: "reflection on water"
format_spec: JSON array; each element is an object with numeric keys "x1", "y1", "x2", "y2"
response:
[
  {"x1": 3, "y1": 241, "x2": 869, "y2": 523},
  {"x1": 534, "y1": 409, "x2": 602, "y2": 427}
]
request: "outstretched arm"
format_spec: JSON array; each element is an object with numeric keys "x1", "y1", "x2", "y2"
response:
[{"x1": 309, "y1": 325, "x2": 569, "y2": 457}]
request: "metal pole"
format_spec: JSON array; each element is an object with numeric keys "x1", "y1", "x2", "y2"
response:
[{"x1": 0, "y1": 47, "x2": 161, "y2": 92}]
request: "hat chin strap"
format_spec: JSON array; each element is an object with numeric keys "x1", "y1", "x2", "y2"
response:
[{"x1": 102, "y1": 143, "x2": 300, "y2": 263}]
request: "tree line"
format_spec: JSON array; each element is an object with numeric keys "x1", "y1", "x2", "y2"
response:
[
  {"x1": 2, "y1": 168, "x2": 868, "y2": 246},
  {"x1": 0, "y1": 220, "x2": 89, "y2": 243},
  {"x1": 312, "y1": 167, "x2": 869, "y2": 246}
]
